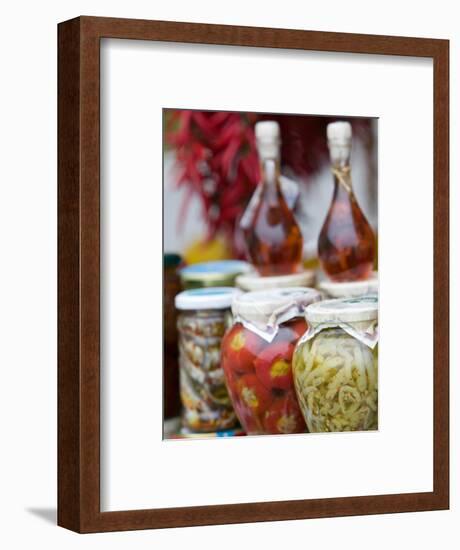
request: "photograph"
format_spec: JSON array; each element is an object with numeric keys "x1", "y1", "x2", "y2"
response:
[{"x1": 163, "y1": 109, "x2": 379, "y2": 439}]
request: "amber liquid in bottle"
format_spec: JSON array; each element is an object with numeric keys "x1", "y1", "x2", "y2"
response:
[
  {"x1": 244, "y1": 157, "x2": 303, "y2": 276},
  {"x1": 318, "y1": 133, "x2": 375, "y2": 282}
]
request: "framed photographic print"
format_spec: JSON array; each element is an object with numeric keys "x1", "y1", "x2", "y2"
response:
[{"x1": 58, "y1": 16, "x2": 449, "y2": 533}]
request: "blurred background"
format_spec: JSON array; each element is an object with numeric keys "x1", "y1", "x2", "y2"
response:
[{"x1": 163, "y1": 109, "x2": 378, "y2": 265}]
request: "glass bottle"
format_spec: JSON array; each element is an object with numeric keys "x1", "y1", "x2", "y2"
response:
[
  {"x1": 242, "y1": 121, "x2": 303, "y2": 276},
  {"x1": 318, "y1": 121, "x2": 376, "y2": 282}
]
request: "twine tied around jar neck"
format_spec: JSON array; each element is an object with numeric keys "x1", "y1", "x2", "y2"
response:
[{"x1": 331, "y1": 165, "x2": 353, "y2": 194}]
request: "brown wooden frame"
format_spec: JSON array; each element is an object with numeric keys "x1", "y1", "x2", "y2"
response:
[{"x1": 58, "y1": 16, "x2": 449, "y2": 533}]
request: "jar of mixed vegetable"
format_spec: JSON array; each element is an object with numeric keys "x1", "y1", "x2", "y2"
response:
[
  {"x1": 175, "y1": 287, "x2": 240, "y2": 432},
  {"x1": 293, "y1": 295, "x2": 378, "y2": 432},
  {"x1": 221, "y1": 287, "x2": 321, "y2": 435}
]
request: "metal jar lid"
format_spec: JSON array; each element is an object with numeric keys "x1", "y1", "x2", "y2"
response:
[
  {"x1": 180, "y1": 260, "x2": 251, "y2": 288},
  {"x1": 175, "y1": 287, "x2": 241, "y2": 311}
]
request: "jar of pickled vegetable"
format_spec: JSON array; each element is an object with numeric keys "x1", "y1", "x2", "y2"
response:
[
  {"x1": 163, "y1": 253, "x2": 182, "y2": 422},
  {"x1": 221, "y1": 287, "x2": 321, "y2": 435},
  {"x1": 293, "y1": 295, "x2": 378, "y2": 433},
  {"x1": 175, "y1": 287, "x2": 240, "y2": 432}
]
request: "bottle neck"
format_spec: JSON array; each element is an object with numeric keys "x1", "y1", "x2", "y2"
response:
[
  {"x1": 330, "y1": 145, "x2": 353, "y2": 196},
  {"x1": 259, "y1": 156, "x2": 282, "y2": 198}
]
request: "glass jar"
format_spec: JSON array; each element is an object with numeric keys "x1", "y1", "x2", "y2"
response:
[
  {"x1": 163, "y1": 253, "x2": 182, "y2": 422},
  {"x1": 221, "y1": 287, "x2": 321, "y2": 435},
  {"x1": 175, "y1": 287, "x2": 240, "y2": 432},
  {"x1": 293, "y1": 295, "x2": 378, "y2": 432}
]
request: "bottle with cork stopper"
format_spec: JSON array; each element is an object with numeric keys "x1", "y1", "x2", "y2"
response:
[
  {"x1": 318, "y1": 121, "x2": 376, "y2": 282},
  {"x1": 242, "y1": 120, "x2": 303, "y2": 276}
]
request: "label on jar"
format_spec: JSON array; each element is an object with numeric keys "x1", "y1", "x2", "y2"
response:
[{"x1": 298, "y1": 319, "x2": 379, "y2": 349}]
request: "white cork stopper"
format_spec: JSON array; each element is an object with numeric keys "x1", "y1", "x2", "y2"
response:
[
  {"x1": 327, "y1": 121, "x2": 352, "y2": 144},
  {"x1": 327, "y1": 121, "x2": 352, "y2": 164},
  {"x1": 255, "y1": 121, "x2": 281, "y2": 159},
  {"x1": 255, "y1": 120, "x2": 280, "y2": 140}
]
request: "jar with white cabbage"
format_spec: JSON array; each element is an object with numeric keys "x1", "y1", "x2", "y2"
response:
[{"x1": 293, "y1": 295, "x2": 378, "y2": 432}]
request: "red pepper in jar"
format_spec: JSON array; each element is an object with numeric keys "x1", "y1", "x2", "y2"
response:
[
  {"x1": 254, "y1": 341, "x2": 295, "y2": 391},
  {"x1": 236, "y1": 374, "x2": 272, "y2": 418},
  {"x1": 222, "y1": 324, "x2": 263, "y2": 376},
  {"x1": 286, "y1": 317, "x2": 309, "y2": 340},
  {"x1": 263, "y1": 393, "x2": 306, "y2": 434}
]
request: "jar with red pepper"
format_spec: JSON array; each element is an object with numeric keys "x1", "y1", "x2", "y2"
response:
[{"x1": 221, "y1": 287, "x2": 322, "y2": 435}]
